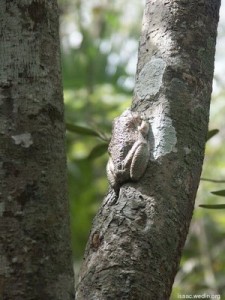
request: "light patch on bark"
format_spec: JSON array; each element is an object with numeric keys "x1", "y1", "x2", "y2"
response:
[
  {"x1": 148, "y1": 104, "x2": 177, "y2": 160},
  {"x1": 12, "y1": 133, "x2": 33, "y2": 148},
  {"x1": 184, "y1": 147, "x2": 191, "y2": 155},
  {"x1": 136, "y1": 57, "x2": 166, "y2": 100},
  {"x1": 135, "y1": 57, "x2": 176, "y2": 159}
]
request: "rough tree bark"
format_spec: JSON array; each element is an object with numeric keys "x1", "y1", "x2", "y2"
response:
[
  {"x1": 0, "y1": 1, "x2": 73, "y2": 299},
  {"x1": 76, "y1": 1, "x2": 221, "y2": 299}
]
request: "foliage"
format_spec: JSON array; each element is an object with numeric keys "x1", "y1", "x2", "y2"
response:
[{"x1": 59, "y1": 0, "x2": 225, "y2": 297}]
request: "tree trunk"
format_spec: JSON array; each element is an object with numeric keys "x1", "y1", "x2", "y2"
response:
[
  {"x1": 76, "y1": 1, "x2": 221, "y2": 299},
  {"x1": 0, "y1": 1, "x2": 74, "y2": 299}
]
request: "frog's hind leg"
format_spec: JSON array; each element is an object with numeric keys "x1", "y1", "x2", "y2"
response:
[{"x1": 130, "y1": 142, "x2": 149, "y2": 181}]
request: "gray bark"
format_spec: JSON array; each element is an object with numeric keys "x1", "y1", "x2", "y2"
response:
[
  {"x1": 76, "y1": 1, "x2": 221, "y2": 299},
  {"x1": 0, "y1": 1, "x2": 74, "y2": 299}
]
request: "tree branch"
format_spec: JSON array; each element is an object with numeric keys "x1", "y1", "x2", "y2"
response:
[{"x1": 76, "y1": 1, "x2": 221, "y2": 299}]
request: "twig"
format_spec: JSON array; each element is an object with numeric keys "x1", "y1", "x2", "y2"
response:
[{"x1": 201, "y1": 178, "x2": 225, "y2": 183}]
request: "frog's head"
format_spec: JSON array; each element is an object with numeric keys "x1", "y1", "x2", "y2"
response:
[{"x1": 131, "y1": 111, "x2": 141, "y2": 122}]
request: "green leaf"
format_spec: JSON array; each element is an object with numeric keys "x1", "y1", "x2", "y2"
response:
[
  {"x1": 66, "y1": 123, "x2": 100, "y2": 137},
  {"x1": 199, "y1": 204, "x2": 225, "y2": 209},
  {"x1": 207, "y1": 129, "x2": 219, "y2": 141},
  {"x1": 211, "y1": 190, "x2": 225, "y2": 197},
  {"x1": 88, "y1": 143, "x2": 108, "y2": 160}
]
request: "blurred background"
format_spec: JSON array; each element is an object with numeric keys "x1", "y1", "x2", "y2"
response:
[{"x1": 58, "y1": 0, "x2": 225, "y2": 298}]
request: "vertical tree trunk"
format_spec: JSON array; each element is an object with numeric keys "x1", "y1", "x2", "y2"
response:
[
  {"x1": 0, "y1": 1, "x2": 74, "y2": 299},
  {"x1": 76, "y1": 1, "x2": 221, "y2": 299}
]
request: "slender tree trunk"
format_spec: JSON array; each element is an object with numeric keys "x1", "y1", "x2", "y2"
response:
[
  {"x1": 76, "y1": 1, "x2": 221, "y2": 299},
  {"x1": 0, "y1": 1, "x2": 74, "y2": 299}
]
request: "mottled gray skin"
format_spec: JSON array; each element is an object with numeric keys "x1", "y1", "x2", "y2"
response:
[{"x1": 107, "y1": 109, "x2": 150, "y2": 192}]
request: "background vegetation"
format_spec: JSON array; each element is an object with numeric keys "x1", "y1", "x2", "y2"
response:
[{"x1": 59, "y1": 0, "x2": 225, "y2": 298}]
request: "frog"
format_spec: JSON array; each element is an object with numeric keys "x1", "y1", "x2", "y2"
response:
[{"x1": 106, "y1": 109, "x2": 150, "y2": 193}]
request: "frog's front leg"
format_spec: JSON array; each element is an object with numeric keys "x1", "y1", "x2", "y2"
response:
[{"x1": 106, "y1": 157, "x2": 117, "y2": 189}]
